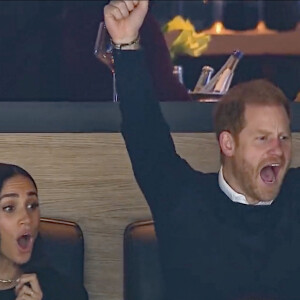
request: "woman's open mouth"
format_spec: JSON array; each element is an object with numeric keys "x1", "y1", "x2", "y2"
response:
[
  {"x1": 16, "y1": 233, "x2": 34, "y2": 253},
  {"x1": 260, "y1": 163, "x2": 281, "y2": 184}
]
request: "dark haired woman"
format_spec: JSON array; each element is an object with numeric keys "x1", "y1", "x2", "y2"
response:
[{"x1": 0, "y1": 163, "x2": 88, "y2": 300}]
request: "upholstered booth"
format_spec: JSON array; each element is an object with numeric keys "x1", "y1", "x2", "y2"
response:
[
  {"x1": 39, "y1": 217, "x2": 85, "y2": 284},
  {"x1": 124, "y1": 220, "x2": 163, "y2": 300}
]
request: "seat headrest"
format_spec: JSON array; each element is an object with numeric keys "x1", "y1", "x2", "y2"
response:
[
  {"x1": 38, "y1": 217, "x2": 84, "y2": 284},
  {"x1": 124, "y1": 220, "x2": 164, "y2": 300}
]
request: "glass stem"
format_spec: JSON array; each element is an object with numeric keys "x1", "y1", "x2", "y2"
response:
[{"x1": 112, "y1": 71, "x2": 118, "y2": 103}]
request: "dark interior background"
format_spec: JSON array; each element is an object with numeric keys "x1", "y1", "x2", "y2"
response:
[{"x1": 0, "y1": 1, "x2": 299, "y2": 101}]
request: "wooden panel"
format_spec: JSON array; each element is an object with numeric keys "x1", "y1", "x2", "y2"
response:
[
  {"x1": 165, "y1": 28, "x2": 300, "y2": 55},
  {"x1": 0, "y1": 132, "x2": 299, "y2": 300}
]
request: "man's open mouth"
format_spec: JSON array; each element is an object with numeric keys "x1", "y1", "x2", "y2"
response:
[{"x1": 260, "y1": 163, "x2": 281, "y2": 184}]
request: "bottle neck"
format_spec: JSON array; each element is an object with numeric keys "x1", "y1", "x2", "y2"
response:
[{"x1": 226, "y1": 56, "x2": 240, "y2": 71}]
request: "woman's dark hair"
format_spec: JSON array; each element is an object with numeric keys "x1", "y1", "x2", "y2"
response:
[{"x1": 0, "y1": 163, "x2": 37, "y2": 193}]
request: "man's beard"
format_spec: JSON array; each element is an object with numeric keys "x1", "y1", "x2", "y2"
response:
[{"x1": 231, "y1": 156, "x2": 289, "y2": 203}]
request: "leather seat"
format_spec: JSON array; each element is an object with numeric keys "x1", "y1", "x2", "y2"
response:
[
  {"x1": 39, "y1": 217, "x2": 84, "y2": 284},
  {"x1": 124, "y1": 220, "x2": 164, "y2": 300}
]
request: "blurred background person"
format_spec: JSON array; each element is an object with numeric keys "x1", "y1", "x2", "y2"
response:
[
  {"x1": 0, "y1": 1, "x2": 299, "y2": 101},
  {"x1": 61, "y1": 1, "x2": 191, "y2": 101}
]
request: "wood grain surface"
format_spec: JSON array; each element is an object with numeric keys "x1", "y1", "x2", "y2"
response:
[{"x1": 0, "y1": 132, "x2": 299, "y2": 300}]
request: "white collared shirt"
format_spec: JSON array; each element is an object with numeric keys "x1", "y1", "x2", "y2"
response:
[{"x1": 218, "y1": 166, "x2": 273, "y2": 206}]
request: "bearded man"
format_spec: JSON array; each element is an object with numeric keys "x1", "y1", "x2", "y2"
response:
[{"x1": 104, "y1": 1, "x2": 298, "y2": 299}]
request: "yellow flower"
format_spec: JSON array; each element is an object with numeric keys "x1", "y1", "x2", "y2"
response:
[
  {"x1": 162, "y1": 16, "x2": 195, "y2": 32},
  {"x1": 163, "y1": 16, "x2": 211, "y2": 60},
  {"x1": 171, "y1": 31, "x2": 211, "y2": 60}
]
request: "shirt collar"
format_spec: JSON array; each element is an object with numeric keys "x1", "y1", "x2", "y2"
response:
[{"x1": 218, "y1": 166, "x2": 273, "y2": 206}]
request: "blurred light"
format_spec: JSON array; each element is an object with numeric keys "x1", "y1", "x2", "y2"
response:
[{"x1": 206, "y1": 21, "x2": 225, "y2": 34}]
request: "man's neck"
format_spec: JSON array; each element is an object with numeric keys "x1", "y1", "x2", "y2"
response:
[{"x1": 221, "y1": 165, "x2": 273, "y2": 206}]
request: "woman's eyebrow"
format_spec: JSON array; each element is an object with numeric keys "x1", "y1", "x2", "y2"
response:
[
  {"x1": 0, "y1": 191, "x2": 38, "y2": 201},
  {"x1": 27, "y1": 191, "x2": 38, "y2": 197},
  {"x1": 0, "y1": 193, "x2": 18, "y2": 201}
]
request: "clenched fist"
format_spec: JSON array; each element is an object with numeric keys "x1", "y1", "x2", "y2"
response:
[{"x1": 104, "y1": 0, "x2": 149, "y2": 44}]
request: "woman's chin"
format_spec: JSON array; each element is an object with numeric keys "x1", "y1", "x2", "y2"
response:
[{"x1": 12, "y1": 251, "x2": 32, "y2": 266}]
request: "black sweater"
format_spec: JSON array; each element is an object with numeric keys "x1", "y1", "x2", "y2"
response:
[{"x1": 115, "y1": 50, "x2": 300, "y2": 300}]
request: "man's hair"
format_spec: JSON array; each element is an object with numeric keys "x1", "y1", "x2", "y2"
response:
[{"x1": 213, "y1": 79, "x2": 290, "y2": 142}]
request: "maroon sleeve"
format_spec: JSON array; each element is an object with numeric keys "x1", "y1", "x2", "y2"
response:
[{"x1": 140, "y1": 13, "x2": 191, "y2": 102}]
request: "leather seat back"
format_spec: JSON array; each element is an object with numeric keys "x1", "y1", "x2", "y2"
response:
[
  {"x1": 124, "y1": 220, "x2": 164, "y2": 300},
  {"x1": 39, "y1": 217, "x2": 84, "y2": 283}
]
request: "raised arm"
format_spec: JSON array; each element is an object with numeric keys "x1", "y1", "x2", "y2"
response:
[{"x1": 104, "y1": 0, "x2": 196, "y2": 215}]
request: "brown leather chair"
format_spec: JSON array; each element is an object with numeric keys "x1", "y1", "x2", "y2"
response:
[
  {"x1": 124, "y1": 220, "x2": 164, "y2": 300},
  {"x1": 39, "y1": 217, "x2": 84, "y2": 284}
]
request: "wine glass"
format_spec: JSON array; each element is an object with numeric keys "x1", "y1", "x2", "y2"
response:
[{"x1": 94, "y1": 21, "x2": 118, "y2": 102}]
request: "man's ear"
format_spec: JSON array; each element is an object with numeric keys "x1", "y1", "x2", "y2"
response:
[{"x1": 219, "y1": 131, "x2": 235, "y2": 157}]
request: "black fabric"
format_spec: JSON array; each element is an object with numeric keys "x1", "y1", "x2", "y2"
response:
[
  {"x1": 0, "y1": 288, "x2": 14, "y2": 300},
  {"x1": 115, "y1": 49, "x2": 300, "y2": 300},
  {"x1": 0, "y1": 267, "x2": 88, "y2": 300}
]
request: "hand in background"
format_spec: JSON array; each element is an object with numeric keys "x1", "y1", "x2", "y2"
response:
[
  {"x1": 104, "y1": 0, "x2": 148, "y2": 44},
  {"x1": 15, "y1": 273, "x2": 43, "y2": 300}
]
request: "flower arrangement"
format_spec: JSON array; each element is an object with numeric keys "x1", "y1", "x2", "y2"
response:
[{"x1": 162, "y1": 16, "x2": 211, "y2": 60}]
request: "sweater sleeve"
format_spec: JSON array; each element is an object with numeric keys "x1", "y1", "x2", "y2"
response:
[{"x1": 114, "y1": 49, "x2": 197, "y2": 216}]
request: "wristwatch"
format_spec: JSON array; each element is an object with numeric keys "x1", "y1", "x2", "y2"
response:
[{"x1": 111, "y1": 35, "x2": 140, "y2": 50}]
